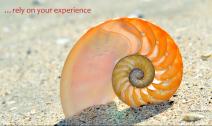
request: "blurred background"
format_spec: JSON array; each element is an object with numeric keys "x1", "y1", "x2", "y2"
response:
[{"x1": 0, "y1": 0, "x2": 211, "y2": 125}]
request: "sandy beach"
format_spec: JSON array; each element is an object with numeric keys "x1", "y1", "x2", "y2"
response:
[{"x1": 0, "y1": 0, "x2": 211, "y2": 125}]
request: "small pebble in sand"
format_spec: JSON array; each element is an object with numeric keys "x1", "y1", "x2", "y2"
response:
[
  {"x1": 173, "y1": 94, "x2": 178, "y2": 97},
  {"x1": 128, "y1": 10, "x2": 144, "y2": 18},
  {"x1": 7, "y1": 101, "x2": 16, "y2": 105},
  {"x1": 0, "y1": 91, "x2": 10, "y2": 96},
  {"x1": 30, "y1": 109, "x2": 36, "y2": 114},
  {"x1": 56, "y1": 38, "x2": 70, "y2": 45},
  {"x1": 9, "y1": 107, "x2": 17, "y2": 111},
  {"x1": 26, "y1": 49, "x2": 32, "y2": 55},
  {"x1": 200, "y1": 54, "x2": 211, "y2": 61},
  {"x1": 183, "y1": 113, "x2": 204, "y2": 122},
  {"x1": 168, "y1": 101, "x2": 174, "y2": 105},
  {"x1": 2, "y1": 26, "x2": 10, "y2": 33},
  {"x1": 32, "y1": 0, "x2": 44, "y2": 5},
  {"x1": 2, "y1": 101, "x2": 6, "y2": 104}
]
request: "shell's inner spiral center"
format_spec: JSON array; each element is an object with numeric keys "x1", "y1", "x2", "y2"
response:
[
  {"x1": 129, "y1": 68, "x2": 144, "y2": 87},
  {"x1": 112, "y1": 54, "x2": 155, "y2": 89}
]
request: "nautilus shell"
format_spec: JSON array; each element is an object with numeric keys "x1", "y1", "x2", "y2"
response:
[{"x1": 60, "y1": 17, "x2": 183, "y2": 117}]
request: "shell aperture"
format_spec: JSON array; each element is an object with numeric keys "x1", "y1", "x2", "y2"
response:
[{"x1": 60, "y1": 18, "x2": 183, "y2": 117}]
